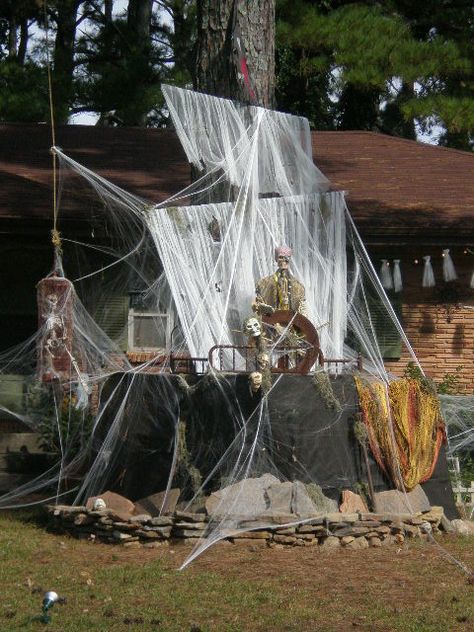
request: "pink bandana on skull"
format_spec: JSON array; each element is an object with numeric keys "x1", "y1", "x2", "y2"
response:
[{"x1": 275, "y1": 245, "x2": 292, "y2": 261}]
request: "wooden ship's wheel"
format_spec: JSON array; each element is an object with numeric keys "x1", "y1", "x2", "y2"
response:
[{"x1": 262, "y1": 310, "x2": 324, "y2": 375}]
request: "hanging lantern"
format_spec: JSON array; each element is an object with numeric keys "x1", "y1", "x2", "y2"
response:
[
  {"x1": 442, "y1": 248, "x2": 457, "y2": 282},
  {"x1": 393, "y1": 259, "x2": 403, "y2": 293},
  {"x1": 37, "y1": 275, "x2": 74, "y2": 383},
  {"x1": 422, "y1": 256, "x2": 435, "y2": 288},
  {"x1": 379, "y1": 259, "x2": 393, "y2": 290}
]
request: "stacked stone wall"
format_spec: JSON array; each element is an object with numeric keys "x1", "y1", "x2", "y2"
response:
[{"x1": 48, "y1": 505, "x2": 451, "y2": 550}]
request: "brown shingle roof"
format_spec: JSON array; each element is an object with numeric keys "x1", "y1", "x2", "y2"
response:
[
  {"x1": 313, "y1": 131, "x2": 474, "y2": 240},
  {"x1": 1, "y1": 124, "x2": 473, "y2": 242}
]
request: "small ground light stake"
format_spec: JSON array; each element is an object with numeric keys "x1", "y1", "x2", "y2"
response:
[{"x1": 41, "y1": 591, "x2": 59, "y2": 624}]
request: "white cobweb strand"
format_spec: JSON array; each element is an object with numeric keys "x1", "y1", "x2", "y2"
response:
[
  {"x1": 162, "y1": 84, "x2": 330, "y2": 195},
  {"x1": 147, "y1": 191, "x2": 348, "y2": 360}
]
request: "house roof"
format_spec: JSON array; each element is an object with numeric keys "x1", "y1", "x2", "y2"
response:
[
  {"x1": 1, "y1": 123, "x2": 473, "y2": 243},
  {"x1": 313, "y1": 131, "x2": 474, "y2": 242}
]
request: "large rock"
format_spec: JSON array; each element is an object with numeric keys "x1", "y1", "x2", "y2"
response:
[
  {"x1": 451, "y1": 519, "x2": 474, "y2": 536},
  {"x1": 291, "y1": 481, "x2": 318, "y2": 516},
  {"x1": 339, "y1": 490, "x2": 368, "y2": 514},
  {"x1": 134, "y1": 489, "x2": 180, "y2": 517},
  {"x1": 373, "y1": 485, "x2": 431, "y2": 514},
  {"x1": 298, "y1": 483, "x2": 338, "y2": 514},
  {"x1": 86, "y1": 491, "x2": 135, "y2": 518},
  {"x1": 265, "y1": 482, "x2": 293, "y2": 514},
  {"x1": 205, "y1": 474, "x2": 279, "y2": 517}
]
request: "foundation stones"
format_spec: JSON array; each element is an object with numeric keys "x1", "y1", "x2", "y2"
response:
[
  {"x1": 291, "y1": 481, "x2": 318, "y2": 515},
  {"x1": 205, "y1": 474, "x2": 280, "y2": 517},
  {"x1": 340, "y1": 490, "x2": 369, "y2": 514},
  {"x1": 135, "y1": 489, "x2": 181, "y2": 517},
  {"x1": 46, "y1": 483, "x2": 457, "y2": 551},
  {"x1": 265, "y1": 481, "x2": 293, "y2": 513},
  {"x1": 373, "y1": 485, "x2": 431, "y2": 514},
  {"x1": 85, "y1": 490, "x2": 135, "y2": 517}
]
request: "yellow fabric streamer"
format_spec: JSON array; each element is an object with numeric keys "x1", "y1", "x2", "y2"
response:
[{"x1": 354, "y1": 376, "x2": 445, "y2": 491}]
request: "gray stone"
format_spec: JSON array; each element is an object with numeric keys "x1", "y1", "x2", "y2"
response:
[
  {"x1": 326, "y1": 512, "x2": 359, "y2": 523},
  {"x1": 451, "y1": 519, "x2": 474, "y2": 535},
  {"x1": 205, "y1": 474, "x2": 280, "y2": 518},
  {"x1": 122, "y1": 540, "x2": 141, "y2": 548},
  {"x1": 291, "y1": 481, "x2": 318, "y2": 516},
  {"x1": 150, "y1": 516, "x2": 173, "y2": 527},
  {"x1": 334, "y1": 526, "x2": 370, "y2": 537},
  {"x1": 134, "y1": 488, "x2": 180, "y2": 517},
  {"x1": 421, "y1": 506, "x2": 444, "y2": 520},
  {"x1": 374, "y1": 485, "x2": 431, "y2": 514},
  {"x1": 141, "y1": 525, "x2": 172, "y2": 538},
  {"x1": 265, "y1": 481, "x2": 293, "y2": 514},
  {"x1": 273, "y1": 534, "x2": 297, "y2": 544},
  {"x1": 50, "y1": 505, "x2": 87, "y2": 515},
  {"x1": 319, "y1": 535, "x2": 340, "y2": 550},
  {"x1": 174, "y1": 511, "x2": 207, "y2": 523},
  {"x1": 112, "y1": 530, "x2": 134, "y2": 541},
  {"x1": 297, "y1": 525, "x2": 328, "y2": 535},
  {"x1": 173, "y1": 521, "x2": 208, "y2": 530},
  {"x1": 173, "y1": 528, "x2": 206, "y2": 538},
  {"x1": 129, "y1": 514, "x2": 152, "y2": 524},
  {"x1": 368, "y1": 536, "x2": 382, "y2": 548},
  {"x1": 274, "y1": 526, "x2": 296, "y2": 535},
  {"x1": 302, "y1": 483, "x2": 339, "y2": 514},
  {"x1": 111, "y1": 521, "x2": 140, "y2": 531},
  {"x1": 298, "y1": 533, "x2": 317, "y2": 541},
  {"x1": 232, "y1": 531, "x2": 270, "y2": 540},
  {"x1": 256, "y1": 512, "x2": 299, "y2": 524},
  {"x1": 439, "y1": 515, "x2": 454, "y2": 533},
  {"x1": 345, "y1": 536, "x2": 369, "y2": 550},
  {"x1": 358, "y1": 520, "x2": 381, "y2": 528},
  {"x1": 237, "y1": 519, "x2": 272, "y2": 529},
  {"x1": 403, "y1": 524, "x2": 420, "y2": 538},
  {"x1": 73, "y1": 513, "x2": 94, "y2": 526}
]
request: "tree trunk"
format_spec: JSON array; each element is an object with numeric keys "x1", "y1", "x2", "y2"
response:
[
  {"x1": 104, "y1": 0, "x2": 113, "y2": 24},
  {"x1": 196, "y1": 0, "x2": 275, "y2": 108},
  {"x1": 337, "y1": 84, "x2": 381, "y2": 131},
  {"x1": 8, "y1": 14, "x2": 18, "y2": 58},
  {"x1": 117, "y1": 0, "x2": 154, "y2": 125},
  {"x1": 18, "y1": 18, "x2": 29, "y2": 65},
  {"x1": 128, "y1": 0, "x2": 153, "y2": 37},
  {"x1": 52, "y1": 0, "x2": 81, "y2": 124}
]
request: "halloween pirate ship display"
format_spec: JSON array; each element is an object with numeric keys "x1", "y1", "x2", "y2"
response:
[{"x1": 0, "y1": 85, "x2": 461, "y2": 566}]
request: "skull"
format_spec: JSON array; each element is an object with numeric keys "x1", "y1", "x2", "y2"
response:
[
  {"x1": 249, "y1": 371, "x2": 263, "y2": 393},
  {"x1": 46, "y1": 294, "x2": 58, "y2": 310},
  {"x1": 256, "y1": 352, "x2": 270, "y2": 371},
  {"x1": 93, "y1": 498, "x2": 107, "y2": 511},
  {"x1": 243, "y1": 316, "x2": 262, "y2": 338}
]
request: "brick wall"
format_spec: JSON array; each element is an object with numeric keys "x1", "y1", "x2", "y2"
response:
[
  {"x1": 370, "y1": 246, "x2": 474, "y2": 393},
  {"x1": 384, "y1": 303, "x2": 474, "y2": 393}
]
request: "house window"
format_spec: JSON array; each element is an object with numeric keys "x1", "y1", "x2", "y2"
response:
[
  {"x1": 347, "y1": 289, "x2": 403, "y2": 361},
  {"x1": 368, "y1": 290, "x2": 403, "y2": 360},
  {"x1": 127, "y1": 310, "x2": 169, "y2": 351}
]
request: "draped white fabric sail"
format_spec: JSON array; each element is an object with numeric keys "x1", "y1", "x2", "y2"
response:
[
  {"x1": 442, "y1": 248, "x2": 458, "y2": 282},
  {"x1": 393, "y1": 259, "x2": 403, "y2": 293},
  {"x1": 422, "y1": 255, "x2": 435, "y2": 287}
]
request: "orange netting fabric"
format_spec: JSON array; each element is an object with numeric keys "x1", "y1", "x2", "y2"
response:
[{"x1": 354, "y1": 376, "x2": 446, "y2": 491}]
